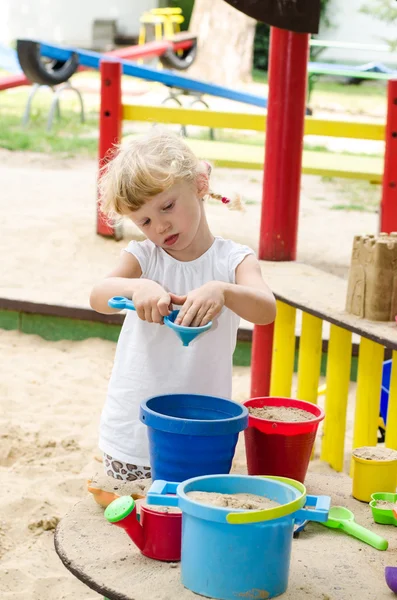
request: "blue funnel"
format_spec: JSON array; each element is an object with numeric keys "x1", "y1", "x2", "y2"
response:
[{"x1": 108, "y1": 296, "x2": 212, "y2": 347}]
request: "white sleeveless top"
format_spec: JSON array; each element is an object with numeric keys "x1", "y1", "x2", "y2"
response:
[{"x1": 99, "y1": 236, "x2": 254, "y2": 465}]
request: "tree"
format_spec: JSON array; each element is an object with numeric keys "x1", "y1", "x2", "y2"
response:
[
  {"x1": 187, "y1": 0, "x2": 256, "y2": 87},
  {"x1": 361, "y1": 0, "x2": 397, "y2": 50}
]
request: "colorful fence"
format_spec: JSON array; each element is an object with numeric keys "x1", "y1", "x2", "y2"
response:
[
  {"x1": 267, "y1": 298, "x2": 397, "y2": 473},
  {"x1": 97, "y1": 59, "x2": 397, "y2": 239}
]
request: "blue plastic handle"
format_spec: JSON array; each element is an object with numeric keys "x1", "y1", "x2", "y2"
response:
[
  {"x1": 295, "y1": 494, "x2": 331, "y2": 523},
  {"x1": 146, "y1": 480, "x2": 180, "y2": 507},
  {"x1": 108, "y1": 295, "x2": 212, "y2": 347},
  {"x1": 108, "y1": 296, "x2": 136, "y2": 311}
]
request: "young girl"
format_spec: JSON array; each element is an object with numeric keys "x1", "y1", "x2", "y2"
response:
[{"x1": 90, "y1": 129, "x2": 276, "y2": 481}]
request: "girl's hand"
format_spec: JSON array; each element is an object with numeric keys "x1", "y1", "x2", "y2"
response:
[
  {"x1": 132, "y1": 281, "x2": 171, "y2": 324},
  {"x1": 171, "y1": 282, "x2": 226, "y2": 327}
]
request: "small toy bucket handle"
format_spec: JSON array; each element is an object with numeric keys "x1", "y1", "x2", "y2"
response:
[
  {"x1": 227, "y1": 493, "x2": 330, "y2": 525},
  {"x1": 295, "y1": 494, "x2": 330, "y2": 522},
  {"x1": 146, "y1": 480, "x2": 180, "y2": 507}
]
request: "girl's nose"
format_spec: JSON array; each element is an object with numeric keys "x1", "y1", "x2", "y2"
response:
[{"x1": 156, "y1": 220, "x2": 171, "y2": 234}]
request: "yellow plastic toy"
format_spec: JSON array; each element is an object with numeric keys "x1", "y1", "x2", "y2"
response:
[{"x1": 352, "y1": 449, "x2": 397, "y2": 502}]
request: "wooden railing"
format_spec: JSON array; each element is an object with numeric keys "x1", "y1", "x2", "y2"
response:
[
  {"x1": 122, "y1": 103, "x2": 385, "y2": 140},
  {"x1": 257, "y1": 262, "x2": 397, "y2": 474},
  {"x1": 98, "y1": 59, "x2": 397, "y2": 241}
]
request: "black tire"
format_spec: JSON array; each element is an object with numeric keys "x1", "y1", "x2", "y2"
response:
[
  {"x1": 17, "y1": 39, "x2": 79, "y2": 86},
  {"x1": 159, "y1": 39, "x2": 197, "y2": 71}
]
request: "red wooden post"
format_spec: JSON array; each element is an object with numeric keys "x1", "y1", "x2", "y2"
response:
[
  {"x1": 251, "y1": 28, "x2": 309, "y2": 398},
  {"x1": 97, "y1": 60, "x2": 123, "y2": 238},
  {"x1": 259, "y1": 27, "x2": 309, "y2": 261},
  {"x1": 250, "y1": 323, "x2": 274, "y2": 398},
  {"x1": 381, "y1": 78, "x2": 397, "y2": 233}
]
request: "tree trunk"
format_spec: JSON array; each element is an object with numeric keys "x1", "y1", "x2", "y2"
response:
[{"x1": 188, "y1": 0, "x2": 256, "y2": 87}]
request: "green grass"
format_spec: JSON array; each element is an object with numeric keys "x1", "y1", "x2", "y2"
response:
[
  {"x1": 304, "y1": 143, "x2": 382, "y2": 158},
  {"x1": 323, "y1": 178, "x2": 381, "y2": 213},
  {"x1": 331, "y1": 203, "x2": 367, "y2": 211},
  {"x1": 0, "y1": 86, "x2": 99, "y2": 156},
  {"x1": 253, "y1": 68, "x2": 386, "y2": 97}
]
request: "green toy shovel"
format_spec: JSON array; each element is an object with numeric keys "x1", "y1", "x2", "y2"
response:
[{"x1": 321, "y1": 506, "x2": 388, "y2": 551}]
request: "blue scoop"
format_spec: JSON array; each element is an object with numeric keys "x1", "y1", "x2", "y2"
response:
[{"x1": 108, "y1": 296, "x2": 212, "y2": 347}]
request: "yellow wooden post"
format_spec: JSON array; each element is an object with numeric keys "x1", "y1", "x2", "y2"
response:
[
  {"x1": 155, "y1": 22, "x2": 163, "y2": 41},
  {"x1": 297, "y1": 313, "x2": 323, "y2": 404},
  {"x1": 270, "y1": 301, "x2": 296, "y2": 397},
  {"x1": 321, "y1": 325, "x2": 352, "y2": 471},
  {"x1": 386, "y1": 351, "x2": 397, "y2": 449},
  {"x1": 138, "y1": 23, "x2": 146, "y2": 46},
  {"x1": 352, "y1": 337, "x2": 384, "y2": 451}
]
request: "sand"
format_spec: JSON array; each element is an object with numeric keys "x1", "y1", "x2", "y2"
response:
[
  {"x1": 353, "y1": 447, "x2": 397, "y2": 461},
  {"x1": 142, "y1": 505, "x2": 181, "y2": 514},
  {"x1": 375, "y1": 500, "x2": 397, "y2": 511},
  {"x1": 248, "y1": 406, "x2": 315, "y2": 422},
  {"x1": 186, "y1": 491, "x2": 279, "y2": 510},
  {"x1": 2, "y1": 322, "x2": 397, "y2": 599},
  {"x1": 0, "y1": 328, "x2": 253, "y2": 600},
  {"x1": 0, "y1": 147, "x2": 379, "y2": 310}
]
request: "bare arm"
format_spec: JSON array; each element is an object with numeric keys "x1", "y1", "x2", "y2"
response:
[
  {"x1": 89, "y1": 252, "x2": 170, "y2": 319},
  {"x1": 173, "y1": 255, "x2": 276, "y2": 327},
  {"x1": 225, "y1": 255, "x2": 276, "y2": 325}
]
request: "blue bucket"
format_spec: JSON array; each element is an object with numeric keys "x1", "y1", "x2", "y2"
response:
[
  {"x1": 139, "y1": 394, "x2": 248, "y2": 482},
  {"x1": 380, "y1": 360, "x2": 392, "y2": 424},
  {"x1": 147, "y1": 475, "x2": 330, "y2": 599}
]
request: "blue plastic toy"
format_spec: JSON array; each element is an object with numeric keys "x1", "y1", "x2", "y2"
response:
[
  {"x1": 147, "y1": 474, "x2": 330, "y2": 599},
  {"x1": 108, "y1": 296, "x2": 212, "y2": 347},
  {"x1": 140, "y1": 394, "x2": 248, "y2": 482},
  {"x1": 380, "y1": 359, "x2": 392, "y2": 425}
]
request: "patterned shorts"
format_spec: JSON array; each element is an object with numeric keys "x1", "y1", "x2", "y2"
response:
[{"x1": 103, "y1": 453, "x2": 152, "y2": 481}]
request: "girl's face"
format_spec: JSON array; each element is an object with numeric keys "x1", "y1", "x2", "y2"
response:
[{"x1": 128, "y1": 178, "x2": 207, "y2": 256}]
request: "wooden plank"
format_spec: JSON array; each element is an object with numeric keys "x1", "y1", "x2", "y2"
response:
[
  {"x1": 0, "y1": 297, "x2": 124, "y2": 324},
  {"x1": 270, "y1": 301, "x2": 296, "y2": 396},
  {"x1": 258, "y1": 261, "x2": 397, "y2": 351},
  {"x1": 321, "y1": 325, "x2": 352, "y2": 471},
  {"x1": 301, "y1": 150, "x2": 382, "y2": 183},
  {"x1": 297, "y1": 312, "x2": 323, "y2": 404},
  {"x1": 184, "y1": 139, "x2": 382, "y2": 182},
  {"x1": 122, "y1": 104, "x2": 266, "y2": 131},
  {"x1": 185, "y1": 138, "x2": 265, "y2": 170},
  {"x1": 122, "y1": 104, "x2": 385, "y2": 140},
  {"x1": 352, "y1": 338, "x2": 384, "y2": 450}
]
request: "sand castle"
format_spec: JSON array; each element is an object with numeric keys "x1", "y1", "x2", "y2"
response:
[{"x1": 346, "y1": 233, "x2": 397, "y2": 321}]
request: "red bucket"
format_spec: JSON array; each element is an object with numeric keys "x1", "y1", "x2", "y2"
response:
[{"x1": 243, "y1": 397, "x2": 325, "y2": 483}]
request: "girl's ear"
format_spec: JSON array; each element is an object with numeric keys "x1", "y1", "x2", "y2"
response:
[{"x1": 196, "y1": 172, "x2": 209, "y2": 198}]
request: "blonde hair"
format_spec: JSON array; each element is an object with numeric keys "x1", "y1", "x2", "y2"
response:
[{"x1": 99, "y1": 128, "x2": 243, "y2": 218}]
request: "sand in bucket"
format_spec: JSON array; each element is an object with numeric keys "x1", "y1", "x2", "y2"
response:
[
  {"x1": 244, "y1": 397, "x2": 325, "y2": 484},
  {"x1": 186, "y1": 491, "x2": 280, "y2": 510}
]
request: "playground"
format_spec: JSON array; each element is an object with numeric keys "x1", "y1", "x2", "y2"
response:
[
  {"x1": 0, "y1": 76, "x2": 394, "y2": 600},
  {"x1": 1, "y1": 3, "x2": 397, "y2": 599}
]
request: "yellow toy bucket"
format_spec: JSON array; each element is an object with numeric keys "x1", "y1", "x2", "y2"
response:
[{"x1": 352, "y1": 447, "x2": 397, "y2": 502}]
